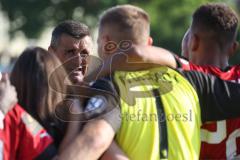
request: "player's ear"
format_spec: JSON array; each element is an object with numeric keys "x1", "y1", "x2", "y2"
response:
[
  {"x1": 228, "y1": 41, "x2": 239, "y2": 57},
  {"x1": 147, "y1": 37, "x2": 153, "y2": 46},
  {"x1": 190, "y1": 34, "x2": 199, "y2": 52}
]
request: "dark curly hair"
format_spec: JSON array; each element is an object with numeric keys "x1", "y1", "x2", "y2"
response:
[{"x1": 192, "y1": 3, "x2": 239, "y2": 45}]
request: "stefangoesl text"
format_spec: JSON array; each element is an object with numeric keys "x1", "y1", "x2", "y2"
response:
[{"x1": 120, "y1": 109, "x2": 193, "y2": 122}]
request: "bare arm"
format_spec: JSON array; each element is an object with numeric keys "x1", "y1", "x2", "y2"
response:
[
  {"x1": 57, "y1": 77, "x2": 121, "y2": 160},
  {"x1": 101, "y1": 141, "x2": 129, "y2": 160},
  {"x1": 58, "y1": 99, "x2": 83, "y2": 153},
  {"x1": 57, "y1": 119, "x2": 115, "y2": 160},
  {"x1": 126, "y1": 45, "x2": 177, "y2": 69},
  {"x1": 84, "y1": 45, "x2": 177, "y2": 82}
]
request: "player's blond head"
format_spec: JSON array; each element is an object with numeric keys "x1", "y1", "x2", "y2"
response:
[{"x1": 99, "y1": 4, "x2": 150, "y2": 44}]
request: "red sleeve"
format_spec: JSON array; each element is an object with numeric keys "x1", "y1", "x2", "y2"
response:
[
  {"x1": 14, "y1": 105, "x2": 54, "y2": 160},
  {"x1": 175, "y1": 55, "x2": 213, "y2": 73}
]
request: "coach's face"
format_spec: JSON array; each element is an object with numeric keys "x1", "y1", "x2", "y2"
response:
[{"x1": 50, "y1": 34, "x2": 92, "y2": 84}]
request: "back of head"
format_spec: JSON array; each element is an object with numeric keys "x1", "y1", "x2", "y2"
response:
[
  {"x1": 50, "y1": 20, "x2": 90, "y2": 48},
  {"x1": 10, "y1": 47, "x2": 69, "y2": 124},
  {"x1": 99, "y1": 4, "x2": 150, "y2": 44},
  {"x1": 192, "y1": 3, "x2": 239, "y2": 48}
]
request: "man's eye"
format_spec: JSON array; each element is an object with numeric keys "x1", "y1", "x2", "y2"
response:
[
  {"x1": 81, "y1": 50, "x2": 89, "y2": 58},
  {"x1": 81, "y1": 54, "x2": 89, "y2": 58},
  {"x1": 66, "y1": 50, "x2": 75, "y2": 55}
]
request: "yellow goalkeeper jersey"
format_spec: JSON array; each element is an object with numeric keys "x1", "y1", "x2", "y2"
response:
[{"x1": 114, "y1": 67, "x2": 201, "y2": 160}]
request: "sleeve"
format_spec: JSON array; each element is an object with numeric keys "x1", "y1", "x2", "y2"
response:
[
  {"x1": 83, "y1": 78, "x2": 121, "y2": 133},
  {"x1": 174, "y1": 55, "x2": 209, "y2": 72},
  {"x1": 17, "y1": 110, "x2": 57, "y2": 160},
  {"x1": 179, "y1": 69, "x2": 240, "y2": 123},
  {"x1": 174, "y1": 55, "x2": 191, "y2": 70}
]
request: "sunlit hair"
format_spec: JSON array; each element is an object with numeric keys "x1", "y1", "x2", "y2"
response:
[{"x1": 99, "y1": 4, "x2": 150, "y2": 44}]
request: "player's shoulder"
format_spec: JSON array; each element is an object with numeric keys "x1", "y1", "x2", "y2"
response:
[
  {"x1": 230, "y1": 64, "x2": 240, "y2": 71},
  {"x1": 223, "y1": 65, "x2": 240, "y2": 78},
  {"x1": 85, "y1": 76, "x2": 120, "y2": 121},
  {"x1": 177, "y1": 57, "x2": 205, "y2": 71},
  {"x1": 90, "y1": 76, "x2": 118, "y2": 94},
  {"x1": 178, "y1": 57, "x2": 190, "y2": 66}
]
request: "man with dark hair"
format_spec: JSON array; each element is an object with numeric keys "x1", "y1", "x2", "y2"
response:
[
  {"x1": 180, "y1": 3, "x2": 240, "y2": 159},
  {"x1": 47, "y1": 20, "x2": 121, "y2": 160},
  {"x1": 112, "y1": 2, "x2": 240, "y2": 159},
  {"x1": 48, "y1": 20, "x2": 92, "y2": 84},
  {"x1": 186, "y1": 3, "x2": 238, "y2": 66}
]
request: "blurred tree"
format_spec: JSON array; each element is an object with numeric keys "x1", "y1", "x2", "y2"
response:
[{"x1": 0, "y1": 0, "x2": 237, "y2": 59}]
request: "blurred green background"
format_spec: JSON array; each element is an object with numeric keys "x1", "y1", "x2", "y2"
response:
[{"x1": 0, "y1": 0, "x2": 239, "y2": 70}]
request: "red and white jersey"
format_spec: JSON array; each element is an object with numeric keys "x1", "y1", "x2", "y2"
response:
[
  {"x1": 178, "y1": 57, "x2": 240, "y2": 159},
  {"x1": 0, "y1": 104, "x2": 53, "y2": 160}
]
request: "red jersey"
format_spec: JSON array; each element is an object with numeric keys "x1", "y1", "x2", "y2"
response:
[
  {"x1": 179, "y1": 58, "x2": 240, "y2": 159},
  {"x1": 0, "y1": 104, "x2": 54, "y2": 160}
]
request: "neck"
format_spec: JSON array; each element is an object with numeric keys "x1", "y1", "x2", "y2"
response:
[
  {"x1": 192, "y1": 46, "x2": 229, "y2": 69},
  {"x1": 211, "y1": 58, "x2": 229, "y2": 69}
]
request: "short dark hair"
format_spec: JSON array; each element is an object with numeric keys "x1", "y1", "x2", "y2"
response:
[
  {"x1": 192, "y1": 3, "x2": 239, "y2": 46},
  {"x1": 99, "y1": 5, "x2": 150, "y2": 44},
  {"x1": 50, "y1": 20, "x2": 90, "y2": 47}
]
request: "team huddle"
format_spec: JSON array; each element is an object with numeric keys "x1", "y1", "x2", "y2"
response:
[{"x1": 1, "y1": 2, "x2": 240, "y2": 160}]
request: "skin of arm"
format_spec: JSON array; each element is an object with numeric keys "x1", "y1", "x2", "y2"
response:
[
  {"x1": 84, "y1": 45, "x2": 177, "y2": 82},
  {"x1": 57, "y1": 119, "x2": 115, "y2": 160},
  {"x1": 126, "y1": 45, "x2": 177, "y2": 69},
  {"x1": 58, "y1": 99, "x2": 83, "y2": 153},
  {"x1": 100, "y1": 141, "x2": 129, "y2": 160},
  {"x1": 106, "y1": 45, "x2": 177, "y2": 71}
]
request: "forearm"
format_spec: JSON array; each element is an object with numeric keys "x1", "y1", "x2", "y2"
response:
[
  {"x1": 84, "y1": 45, "x2": 177, "y2": 81},
  {"x1": 58, "y1": 119, "x2": 115, "y2": 160},
  {"x1": 101, "y1": 141, "x2": 129, "y2": 160},
  {"x1": 134, "y1": 45, "x2": 177, "y2": 68},
  {"x1": 58, "y1": 99, "x2": 83, "y2": 153},
  {"x1": 58, "y1": 121, "x2": 82, "y2": 153},
  {"x1": 110, "y1": 45, "x2": 177, "y2": 71}
]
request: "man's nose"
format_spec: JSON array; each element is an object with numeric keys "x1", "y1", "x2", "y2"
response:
[{"x1": 73, "y1": 53, "x2": 87, "y2": 66}]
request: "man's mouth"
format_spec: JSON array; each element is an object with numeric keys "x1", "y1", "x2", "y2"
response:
[
  {"x1": 68, "y1": 66, "x2": 87, "y2": 83},
  {"x1": 72, "y1": 66, "x2": 87, "y2": 75}
]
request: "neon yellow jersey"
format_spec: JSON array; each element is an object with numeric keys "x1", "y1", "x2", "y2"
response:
[{"x1": 114, "y1": 67, "x2": 202, "y2": 160}]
